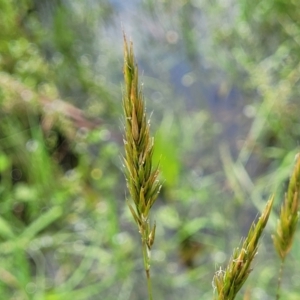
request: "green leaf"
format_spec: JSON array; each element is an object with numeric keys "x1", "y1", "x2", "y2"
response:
[
  {"x1": 20, "y1": 206, "x2": 62, "y2": 240},
  {"x1": 0, "y1": 216, "x2": 15, "y2": 239},
  {"x1": 0, "y1": 152, "x2": 10, "y2": 172}
]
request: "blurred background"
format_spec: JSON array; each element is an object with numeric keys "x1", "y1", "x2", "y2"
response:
[{"x1": 1, "y1": 0, "x2": 300, "y2": 299}]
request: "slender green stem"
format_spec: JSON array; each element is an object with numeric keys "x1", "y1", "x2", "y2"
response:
[
  {"x1": 141, "y1": 228, "x2": 153, "y2": 300},
  {"x1": 276, "y1": 259, "x2": 285, "y2": 300}
]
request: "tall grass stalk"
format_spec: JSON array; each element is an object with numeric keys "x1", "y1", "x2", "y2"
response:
[
  {"x1": 213, "y1": 196, "x2": 274, "y2": 300},
  {"x1": 273, "y1": 153, "x2": 300, "y2": 300},
  {"x1": 122, "y1": 34, "x2": 161, "y2": 300}
]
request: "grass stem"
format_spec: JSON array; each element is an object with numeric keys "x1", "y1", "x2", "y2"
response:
[
  {"x1": 142, "y1": 236, "x2": 153, "y2": 300},
  {"x1": 276, "y1": 259, "x2": 285, "y2": 300}
]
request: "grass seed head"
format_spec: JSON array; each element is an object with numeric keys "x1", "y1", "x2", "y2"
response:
[
  {"x1": 122, "y1": 34, "x2": 161, "y2": 249},
  {"x1": 272, "y1": 154, "x2": 300, "y2": 260},
  {"x1": 213, "y1": 196, "x2": 274, "y2": 300}
]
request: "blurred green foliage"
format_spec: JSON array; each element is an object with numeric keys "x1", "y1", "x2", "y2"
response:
[{"x1": 0, "y1": 0, "x2": 300, "y2": 299}]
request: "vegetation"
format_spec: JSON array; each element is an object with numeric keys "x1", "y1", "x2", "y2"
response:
[
  {"x1": 1, "y1": 0, "x2": 300, "y2": 299},
  {"x1": 122, "y1": 35, "x2": 161, "y2": 300}
]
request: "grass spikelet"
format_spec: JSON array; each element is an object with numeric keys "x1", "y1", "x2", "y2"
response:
[
  {"x1": 122, "y1": 34, "x2": 161, "y2": 300},
  {"x1": 272, "y1": 153, "x2": 300, "y2": 299},
  {"x1": 213, "y1": 196, "x2": 274, "y2": 300}
]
